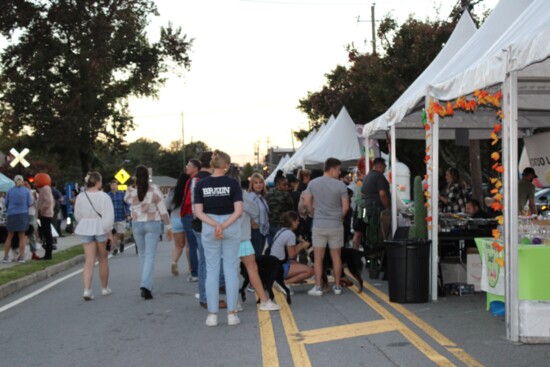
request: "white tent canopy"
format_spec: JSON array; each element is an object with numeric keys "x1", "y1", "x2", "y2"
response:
[
  {"x1": 300, "y1": 106, "x2": 362, "y2": 166},
  {"x1": 266, "y1": 154, "x2": 290, "y2": 185},
  {"x1": 421, "y1": 0, "x2": 550, "y2": 342},
  {"x1": 361, "y1": 0, "x2": 550, "y2": 342},
  {"x1": 282, "y1": 115, "x2": 334, "y2": 171},
  {"x1": 362, "y1": 10, "x2": 477, "y2": 140}
]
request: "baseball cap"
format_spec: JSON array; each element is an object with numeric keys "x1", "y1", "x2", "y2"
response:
[
  {"x1": 14, "y1": 175, "x2": 24, "y2": 183},
  {"x1": 522, "y1": 167, "x2": 537, "y2": 178}
]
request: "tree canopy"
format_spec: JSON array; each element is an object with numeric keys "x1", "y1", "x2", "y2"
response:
[
  {"x1": 296, "y1": 3, "x2": 490, "y2": 177},
  {"x1": 0, "y1": 0, "x2": 193, "y2": 176}
]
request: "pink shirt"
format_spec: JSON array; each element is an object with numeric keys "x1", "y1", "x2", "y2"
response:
[
  {"x1": 125, "y1": 184, "x2": 171, "y2": 230},
  {"x1": 37, "y1": 185, "x2": 54, "y2": 218}
]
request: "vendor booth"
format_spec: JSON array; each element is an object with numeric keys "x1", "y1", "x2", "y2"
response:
[{"x1": 363, "y1": 0, "x2": 550, "y2": 342}]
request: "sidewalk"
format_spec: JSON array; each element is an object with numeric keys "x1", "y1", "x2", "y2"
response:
[
  {"x1": 0, "y1": 234, "x2": 85, "y2": 300},
  {"x1": 0, "y1": 234, "x2": 83, "y2": 269}
]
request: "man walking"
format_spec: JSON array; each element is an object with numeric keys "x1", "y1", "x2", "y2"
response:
[
  {"x1": 108, "y1": 180, "x2": 130, "y2": 255},
  {"x1": 303, "y1": 158, "x2": 349, "y2": 296},
  {"x1": 181, "y1": 159, "x2": 201, "y2": 281}
]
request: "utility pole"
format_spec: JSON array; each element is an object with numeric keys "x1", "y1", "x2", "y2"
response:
[
  {"x1": 253, "y1": 141, "x2": 260, "y2": 170},
  {"x1": 371, "y1": 3, "x2": 376, "y2": 55},
  {"x1": 357, "y1": 2, "x2": 377, "y2": 55}
]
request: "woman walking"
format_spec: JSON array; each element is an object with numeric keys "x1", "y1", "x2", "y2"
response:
[
  {"x1": 2, "y1": 175, "x2": 32, "y2": 263},
  {"x1": 74, "y1": 172, "x2": 115, "y2": 300},
  {"x1": 125, "y1": 165, "x2": 172, "y2": 300},
  {"x1": 165, "y1": 172, "x2": 191, "y2": 276},
  {"x1": 194, "y1": 150, "x2": 243, "y2": 326}
]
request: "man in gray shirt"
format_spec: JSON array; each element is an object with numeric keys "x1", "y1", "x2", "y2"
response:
[{"x1": 303, "y1": 158, "x2": 349, "y2": 296}]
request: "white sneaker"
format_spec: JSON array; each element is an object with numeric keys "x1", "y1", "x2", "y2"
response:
[
  {"x1": 101, "y1": 287, "x2": 113, "y2": 296},
  {"x1": 83, "y1": 289, "x2": 94, "y2": 301},
  {"x1": 259, "y1": 299, "x2": 281, "y2": 311},
  {"x1": 236, "y1": 301, "x2": 244, "y2": 312},
  {"x1": 308, "y1": 286, "x2": 323, "y2": 296},
  {"x1": 333, "y1": 285, "x2": 342, "y2": 295},
  {"x1": 205, "y1": 314, "x2": 218, "y2": 327},
  {"x1": 228, "y1": 313, "x2": 240, "y2": 326}
]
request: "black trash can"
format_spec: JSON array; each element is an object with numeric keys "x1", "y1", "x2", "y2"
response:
[{"x1": 385, "y1": 239, "x2": 431, "y2": 303}]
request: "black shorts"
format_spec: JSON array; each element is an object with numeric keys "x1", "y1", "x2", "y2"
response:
[{"x1": 353, "y1": 214, "x2": 366, "y2": 232}]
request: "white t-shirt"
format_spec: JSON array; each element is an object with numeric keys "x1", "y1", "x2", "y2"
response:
[{"x1": 270, "y1": 228, "x2": 295, "y2": 261}]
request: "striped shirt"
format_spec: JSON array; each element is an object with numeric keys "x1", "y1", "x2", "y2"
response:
[{"x1": 125, "y1": 184, "x2": 171, "y2": 230}]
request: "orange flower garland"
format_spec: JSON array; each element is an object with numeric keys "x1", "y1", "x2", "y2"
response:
[{"x1": 425, "y1": 90, "x2": 504, "y2": 265}]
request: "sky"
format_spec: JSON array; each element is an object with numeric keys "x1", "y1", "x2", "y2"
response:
[{"x1": 127, "y1": 0, "x2": 498, "y2": 165}]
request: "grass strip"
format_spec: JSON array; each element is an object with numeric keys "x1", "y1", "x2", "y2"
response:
[{"x1": 0, "y1": 245, "x2": 83, "y2": 286}]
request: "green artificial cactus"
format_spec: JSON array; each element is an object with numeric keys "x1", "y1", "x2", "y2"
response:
[{"x1": 408, "y1": 176, "x2": 428, "y2": 240}]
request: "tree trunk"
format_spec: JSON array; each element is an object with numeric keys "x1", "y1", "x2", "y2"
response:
[{"x1": 80, "y1": 150, "x2": 92, "y2": 178}]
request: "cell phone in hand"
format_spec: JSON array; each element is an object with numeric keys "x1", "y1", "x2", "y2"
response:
[{"x1": 106, "y1": 239, "x2": 112, "y2": 252}]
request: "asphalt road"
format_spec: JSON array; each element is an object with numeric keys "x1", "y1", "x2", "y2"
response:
[{"x1": 1, "y1": 239, "x2": 549, "y2": 367}]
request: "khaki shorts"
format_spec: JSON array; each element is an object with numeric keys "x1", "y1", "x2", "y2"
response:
[
  {"x1": 114, "y1": 221, "x2": 126, "y2": 235},
  {"x1": 312, "y1": 226, "x2": 344, "y2": 249}
]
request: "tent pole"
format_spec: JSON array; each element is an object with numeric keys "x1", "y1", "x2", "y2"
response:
[
  {"x1": 429, "y1": 94, "x2": 440, "y2": 302},
  {"x1": 503, "y1": 71, "x2": 519, "y2": 342},
  {"x1": 391, "y1": 125, "x2": 397, "y2": 236}
]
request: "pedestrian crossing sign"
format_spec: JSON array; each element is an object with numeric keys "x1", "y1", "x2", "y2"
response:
[{"x1": 115, "y1": 169, "x2": 131, "y2": 184}]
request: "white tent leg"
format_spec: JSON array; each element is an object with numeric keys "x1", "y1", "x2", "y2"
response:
[
  {"x1": 428, "y1": 96, "x2": 440, "y2": 302},
  {"x1": 391, "y1": 125, "x2": 397, "y2": 237},
  {"x1": 503, "y1": 71, "x2": 519, "y2": 342}
]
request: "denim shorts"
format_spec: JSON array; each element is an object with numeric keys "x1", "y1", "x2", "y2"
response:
[
  {"x1": 171, "y1": 216, "x2": 185, "y2": 233},
  {"x1": 80, "y1": 234, "x2": 108, "y2": 244},
  {"x1": 282, "y1": 261, "x2": 290, "y2": 278}
]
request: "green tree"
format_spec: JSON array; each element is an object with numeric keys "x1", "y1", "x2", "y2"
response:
[
  {"x1": 0, "y1": 0, "x2": 193, "y2": 176},
  {"x1": 296, "y1": 3, "x2": 491, "y2": 177},
  {"x1": 241, "y1": 163, "x2": 255, "y2": 182},
  {"x1": 126, "y1": 138, "x2": 162, "y2": 172},
  {"x1": 125, "y1": 139, "x2": 210, "y2": 179}
]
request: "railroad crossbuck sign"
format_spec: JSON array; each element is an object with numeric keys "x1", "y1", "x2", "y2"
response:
[
  {"x1": 9, "y1": 148, "x2": 30, "y2": 168},
  {"x1": 114, "y1": 168, "x2": 130, "y2": 191}
]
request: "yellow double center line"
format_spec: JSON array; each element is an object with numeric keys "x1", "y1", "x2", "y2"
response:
[{"x1": 257, "y1": 277, "x2": 484, "y2": 367}]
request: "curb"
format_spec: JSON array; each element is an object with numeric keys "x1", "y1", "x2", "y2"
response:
[{"x1": 0, "y1": 255, "x2": 85, "y2": 300}]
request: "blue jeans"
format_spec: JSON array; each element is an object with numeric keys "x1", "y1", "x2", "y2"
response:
[
  {"x1": 193, "y1": 229, "x2": 226, "y2": 304},
  {"x1": 251, "y1": 228, "x2": 267, "y2": 255},
  {"x1": 132, "y1": 221, "x2": 162, "y2": 291},
  {"x1": 182, "y1": 214, "x2": 199, "y2": 277},
  {"x1": 202, "y1": 214, "x2": 241, "y2": 313}
]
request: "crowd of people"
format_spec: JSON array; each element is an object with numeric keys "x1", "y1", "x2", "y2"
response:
[
  {"x1": 2, "y1": 153, "x2": 447, "y2": 328},
  {"x1": 67, "y1": 152, "x2": 359, "y2": 327},
  {"x1": 2, "y1": 174, "x2": 59, "y2": 263}
]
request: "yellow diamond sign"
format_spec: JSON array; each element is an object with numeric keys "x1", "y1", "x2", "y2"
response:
[{"x1": 115, "y1": 169, "x2": 131, "y2": 184}]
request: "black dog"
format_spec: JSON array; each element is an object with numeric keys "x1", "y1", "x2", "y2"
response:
[
  {"x1": 240, "y1": 255, "x2": 292, "y2": 305},
  {"x1": 311, "y1": 247, "x2": 364, "y2": 292}
]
